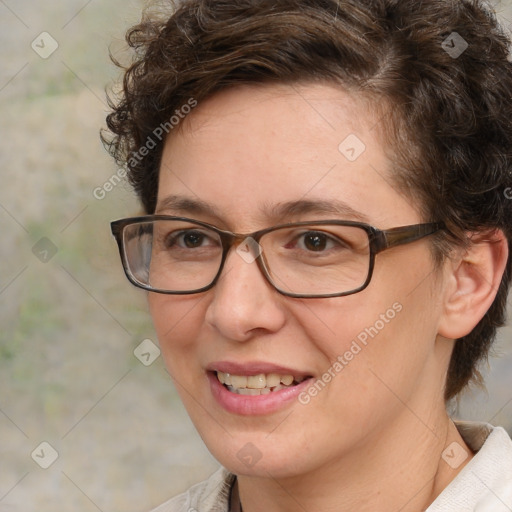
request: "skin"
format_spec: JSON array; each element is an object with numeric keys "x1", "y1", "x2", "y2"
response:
[{"x1": 147, "y1": 83, "x2": 508, "y2": 511}]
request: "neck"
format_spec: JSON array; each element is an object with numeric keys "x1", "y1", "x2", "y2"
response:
[{"x1": 236, "y1": 410, "x2": 472, "y2": 512}]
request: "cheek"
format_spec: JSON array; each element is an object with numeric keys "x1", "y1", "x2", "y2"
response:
[
  {"x1": 147, "y1": 294, "x2": 205, "y2": 368},
  {"x1": 292, "y1": 293, "x2": 406, "y2": 365},
  {"x1": 293, "y1": 258, "x2": 441, "y2": 403}
]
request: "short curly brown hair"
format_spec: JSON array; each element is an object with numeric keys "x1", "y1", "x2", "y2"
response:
[{"x1": 103, "y1": 0, "x2": 512, "y2": 400}]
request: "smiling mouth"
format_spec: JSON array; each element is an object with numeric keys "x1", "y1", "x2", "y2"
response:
[{"x1": 216, "y1": 371, "x2": 310, "y2": 395}]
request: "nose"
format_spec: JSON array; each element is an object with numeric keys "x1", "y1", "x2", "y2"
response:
[{"x1": 204, "y1": 241, "x2": 287, "y2": 342}]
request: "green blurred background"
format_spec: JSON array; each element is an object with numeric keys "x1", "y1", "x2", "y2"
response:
[{"x1": 0, "y1": 1, "x2": 511, "y2": 511}]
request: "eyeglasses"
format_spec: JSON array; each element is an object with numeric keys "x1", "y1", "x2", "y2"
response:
[{"x1": 110, "y1": 216, "x2": 445, "y2": 298}]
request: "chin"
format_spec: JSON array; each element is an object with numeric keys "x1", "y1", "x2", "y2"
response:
[{"x1": 197, "y1": 426, "x2": 317, "y2": 479}]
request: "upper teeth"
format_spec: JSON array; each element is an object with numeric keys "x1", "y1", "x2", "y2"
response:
[{"x1": 217, "y1": 371, "x2": 304, "y2": 389}]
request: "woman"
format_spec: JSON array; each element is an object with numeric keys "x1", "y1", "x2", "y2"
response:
[{"x1": 104, "y1": 0, "x2": 512, "y2": 510}]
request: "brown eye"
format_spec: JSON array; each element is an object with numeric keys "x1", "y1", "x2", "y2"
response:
[
  {"x1": 165, "y1": 229, "x2": 214, "y2": 249},
  {"x1": 303, "y1": 232, "x2": 328, "y2": 251},
  {"x1": 182, "y1": 231, "x2": 205, "y2": 248}
]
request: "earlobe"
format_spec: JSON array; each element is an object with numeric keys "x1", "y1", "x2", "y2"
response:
[{"x1": 438, "y1": 231, "x2": 509, "y2": 340}]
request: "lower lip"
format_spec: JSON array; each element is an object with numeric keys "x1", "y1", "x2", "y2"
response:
[{"x1": 207, "y1": 372, "x2": 312, "y2": 416}]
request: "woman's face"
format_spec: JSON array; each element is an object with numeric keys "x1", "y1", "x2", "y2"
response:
[{"x1": 148, "y1": 83, "x2": 451, "y2": 478}]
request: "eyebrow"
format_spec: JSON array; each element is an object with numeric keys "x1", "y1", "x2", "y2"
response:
[
  {"x1": 266, "y1": 199, "x2": 370, "y2": 223},
  {"x1": 155, "y1": 195, "x2": 370, "y2": 224},
  {"x1": 156, "y1": 195, "x2": 222, "y2": 217}
]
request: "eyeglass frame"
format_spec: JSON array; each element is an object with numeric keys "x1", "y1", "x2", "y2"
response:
[{"x1": 110, "y1": 215, "x2": 445, "y2": 299}]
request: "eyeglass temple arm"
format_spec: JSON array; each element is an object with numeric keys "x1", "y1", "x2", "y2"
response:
[{"x1": 373, "y1": 223, "x2": 445, "y2": 253}]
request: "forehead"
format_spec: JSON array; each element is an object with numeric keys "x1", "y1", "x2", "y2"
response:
[{"x1": 157, "y1": 83, "x2": 420, "y2": 230}]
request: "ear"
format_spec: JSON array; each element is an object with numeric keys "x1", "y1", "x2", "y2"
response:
[{"x1": 438, "y1": 230, "x2": 509, "y2": 339}]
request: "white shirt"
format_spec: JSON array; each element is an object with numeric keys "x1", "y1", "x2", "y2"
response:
[{"x1": 149, "y1": 422, "x2": 512, "y2": 512}]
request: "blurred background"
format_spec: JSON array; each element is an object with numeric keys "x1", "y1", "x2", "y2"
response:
[{"x1": 0, "y1": 1, "x2": 511, "y2": 511}]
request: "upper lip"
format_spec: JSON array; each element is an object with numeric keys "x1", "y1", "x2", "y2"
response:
[{"x1": 206, "y1": 361, "x2": 313, "y2": 377}]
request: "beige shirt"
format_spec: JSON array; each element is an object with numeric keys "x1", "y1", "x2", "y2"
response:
[{"x1": 149, "y1": 422, "x2": 512, "y2": 512}]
